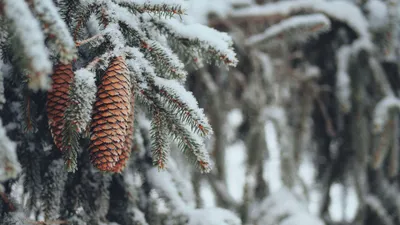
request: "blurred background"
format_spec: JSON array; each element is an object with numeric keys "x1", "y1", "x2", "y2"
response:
[{"x1": 183, "y1": 0, "x2": 400, "y2": 224}]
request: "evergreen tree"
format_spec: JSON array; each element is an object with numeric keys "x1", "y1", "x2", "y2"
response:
[{"x1": 0, "y1": 0, "x2": 240, "y2": 224}]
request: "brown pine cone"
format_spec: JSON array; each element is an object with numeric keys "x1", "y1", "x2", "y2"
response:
[
  {"x1": 47, "y1": 63, "x2": 74, "y2": 151},
  {"x1": 89, "y1": 56, "x2": 131, "y2": 172},
  {"x1": 112, "y1": 91, "x2": 135, "y2": 173}
]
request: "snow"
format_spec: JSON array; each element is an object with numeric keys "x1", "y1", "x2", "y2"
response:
[
  {"x1": 72, "y1": 68, "x2": 97, "y2": 133},
  {"x1": 246, "y1": 14, "x2": 331, "y2": 46},
  {"x1": 107, "y1": 2, "x2": 145, "y2": 37},
  {"x1": 187, "y1": 208, "x2": 241, "y2": 225},
  {"x1": 163, "y1": 19, "x2": 238, "y2": 66},
  {"x1": 373, "y1": 96, "x2": 400, "y2": 133},
  {"x1": 225, "y1": 141, "x2": 246, "y2": 202},
  {"x1": 329, "y1": 183, "x2": 359, "y2": 221},
  {"x1": 280, "y1": 213, "x2": 324, "y2": 225},
  {"x1": 153, "y1": 76, "x2": 212, "y2": 137},
  {"x1": 366, "y1": 0, "x2": 389, "y2": 30},
  {"x1": 251, "y1": 187, "x2": 324, "y2": 225},
  {"x1": 0, "y1": 119, "x2": 21, "y2": 182},
  {"x1": 31, "y1": 0, "x2": 76, "y2": 63},
  {"x1": 336, "y1": 46, "x2": 352, "y2": 113},
  {"x1": 232, "y1": 0, "x2": 370, "y2": 40},
  {"x1": 3, "y1": 0, "x2": 52, "y2": 91},
  {"x1": 225, "y1": 109, "x2": 243, "y2": 143},
  {"x1": 147, "y1": 167, "x2": 187, "y2": 211}
]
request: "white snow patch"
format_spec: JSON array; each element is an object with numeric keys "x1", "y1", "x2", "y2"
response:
[
  {"x1": 366, "y1": 0, "x2": 389, "y2": 30},
  {"x1": 225, "y1": 141, "x2": 246, "y2": 201}
]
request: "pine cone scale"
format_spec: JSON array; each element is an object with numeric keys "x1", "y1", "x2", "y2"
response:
[
  {"x1": 47, "y1": 63, "x2": 74, "y2": 151},
  {"x1": 112, "y1": 91, "x2": 135, "y2": 173},
  {"x1": 89, "y1": 56, "x2": 131, "y2": 172}
]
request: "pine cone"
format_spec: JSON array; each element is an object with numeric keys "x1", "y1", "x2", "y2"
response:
[
  {"x1": 47, "y1": 63, "x2": 74, "y2": 151},
  {"x1": 112, "y1": 92, "x2": 135, "y2": 173},
  {"x1": 89, "y1": 56, "x2": 131, "y2": 172}
]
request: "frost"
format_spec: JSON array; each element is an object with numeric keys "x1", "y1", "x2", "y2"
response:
[
  {"x1": 0, "y1": 119, "x2": 21, "y2": 182},
  {"x1": 2, "y1": 211, "x2": 27, "y2": 225},
  {"x1": 246, "y1": 14, "x2": 331, "y2": 46},
  {"x1": 69, "y1": 68, "x2": 97, "y2": 133},
  {"x1": 2, "y1": 0, "x2": 52, "y2": 91}
]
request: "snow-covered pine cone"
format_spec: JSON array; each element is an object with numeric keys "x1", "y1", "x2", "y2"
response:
[
  {"x1": 112, "y1": 92, "x2": 135, "y2": 173},
  {"x1": 89, "y1": 56, "x2": 131, "y2": 172},
  {"x1": 47, "y1": 63, "x2": 74, "y2": 151}
]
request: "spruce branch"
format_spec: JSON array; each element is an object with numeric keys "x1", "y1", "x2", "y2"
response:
[
  {"x1": 150, "y1": 109, "x2": 170, "y2": 170},
  {"x1": 23, "y1": 92, "x2": 37, "y2": 133},
  {"x1": 152, "y1": 76, "x2": 213, "y2": 137},
  {"x1": 114, "y1": 0, "x2": 186, "y2": 18},
  {"x1": 1, "y1": 0, "x2": 52, "y2": 91},
  {"x1": 137, "y1": 87, "x2": 212, "y2": 173},
  {"x1": 140, "y1": 40, "x2": 187, "y2": 81},
  {"x1": 28, "y1": 0, "x2": 77, "y2": 63},
  {"x1": 60, "y1": 116, "x2": 80, "y2": 173},
  {"x1": 41, "y1": 159, "x2": 68, "y2": 221},
  {"x1": 66, "y1": 68, "x2": 97, "y2": 135},
  {"x1": 152, "y1": 18, "x2": 238, "y2": 67}
]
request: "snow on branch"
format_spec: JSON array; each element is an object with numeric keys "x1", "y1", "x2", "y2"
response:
[
  {"x1": 137, "y1": 87, "x2": 212, "y2": 173},
  {"x1": 335, "y1": 46, "x2": 351, "y2": 113},
  {"x1": 0, "y1": 119, "x2": 21, "y2": 183},
  {"x1": 245, "y1": 14, "x2": 330, "y2": 46},
  {"x1": 373, "y1": 96, "x2": 400, "y2": 134},
  {"x1": 114, "y1": 0, "x2": 187, "y2": 17},
  {"x1": 147, "y1": 167, "x2": 187, "y2": 211},
  {"x1": 150, "y1": 110, "x2": 170, "y2": 169},
  {"x1": 30, "y1": 0, "x2": 77, "y2": 63},
  {"x1": 153, "y1": 77, "x2": 213, "y2": 137},
  {"x1": 147, "y1": 165, "x2": 240, "y2": 224},
  {"x1": 231, "y1": 0, "x2": 370, "y2": 40},
  {"x1": 252, "y1": 188, "x2": 324, "y2": 225},
  {"x1": 2, "y1": 0, "x2": 52, "y2": 91},
  {"x1": 187, "y1": 208, "x2": 241, "y2": 225},
  {"x1": 159, "y1": 19, "x2": 238, "y2": 67},
  {"x1": 141, "y1": 40, "x2": 188, "y2": 81},
  {"x1": 67, "y1": 68, "x2": 97, "y2": 134}
]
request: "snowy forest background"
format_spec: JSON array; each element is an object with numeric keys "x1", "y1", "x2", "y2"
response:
[{"x1": 1, "y1": 0, "x2": 400, "y2": 224}]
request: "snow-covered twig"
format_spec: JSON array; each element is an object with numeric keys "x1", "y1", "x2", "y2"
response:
[{"x1": 246, "y1": 14, "x2": 330, "y2": 46}]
